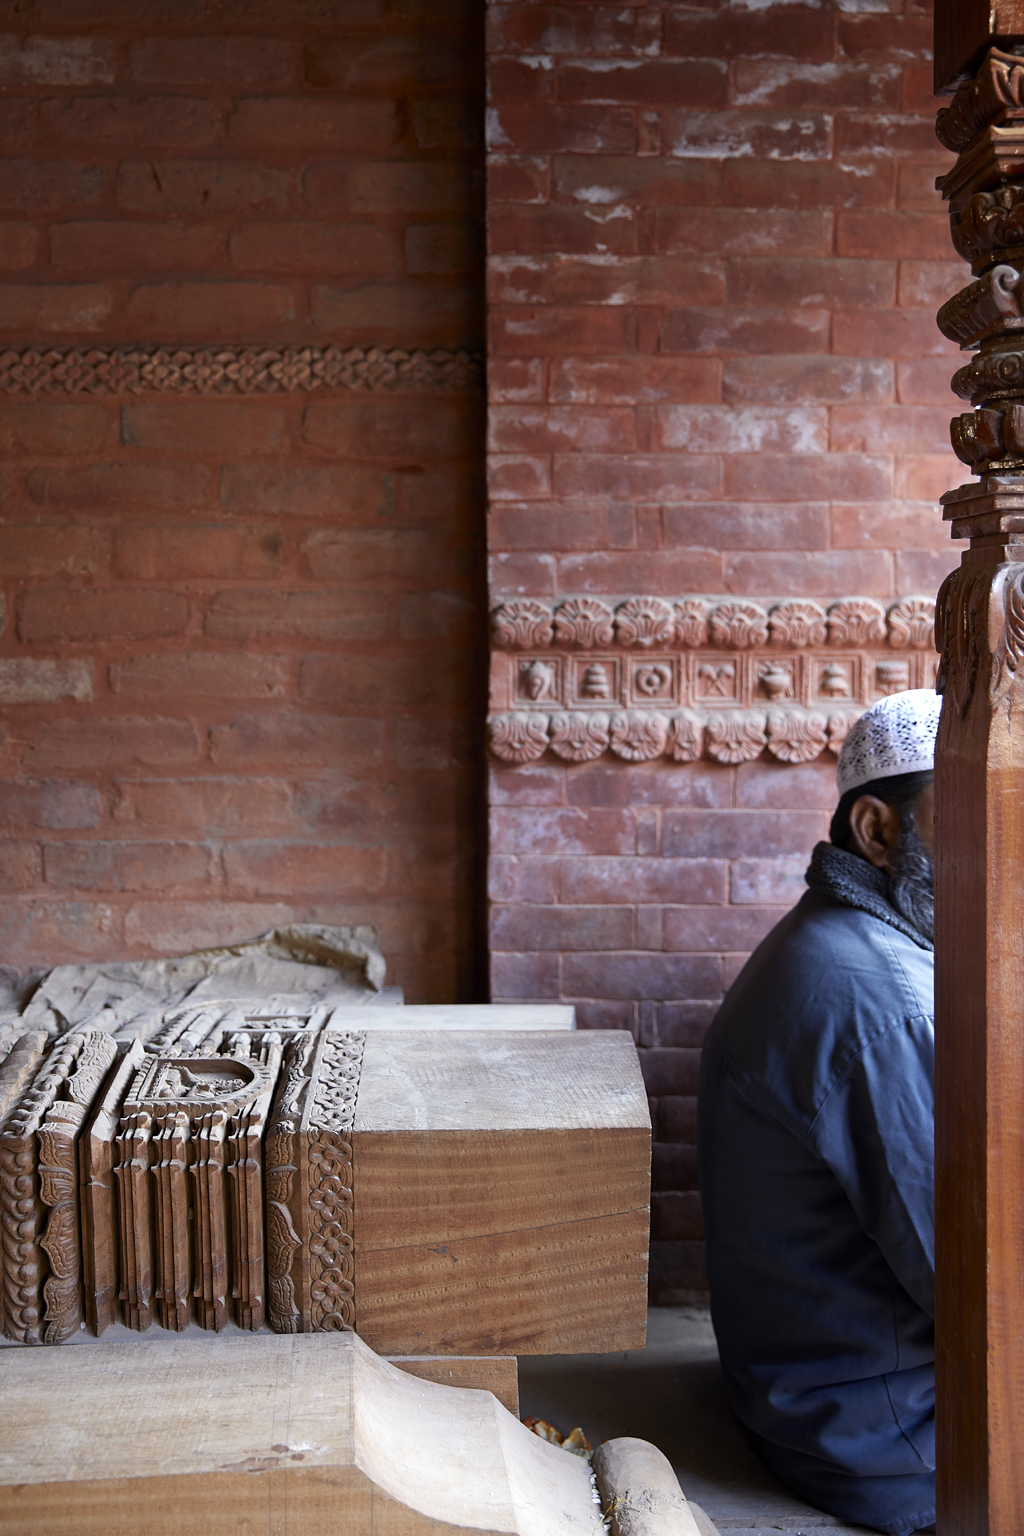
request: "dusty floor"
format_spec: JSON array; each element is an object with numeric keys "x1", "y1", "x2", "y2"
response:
[{"x1": 518, "y1": 1306, "x2": 877, "y2": 1535}]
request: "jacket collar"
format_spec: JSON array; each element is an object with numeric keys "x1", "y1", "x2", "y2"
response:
[{"x1": 804, "y1": 841, "x2": 933, "y2": 952}]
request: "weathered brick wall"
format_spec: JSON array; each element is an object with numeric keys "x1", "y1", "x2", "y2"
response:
[
  {"x1": 0, "y1": 3, "x2": 486, "y2": 1002},
  {"x1": 485, "y1": 0, "x2": 965, "y2": 1296}
]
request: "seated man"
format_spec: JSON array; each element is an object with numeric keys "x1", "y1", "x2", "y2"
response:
[{"x1": 699, "y1": 690, "x2": 939, "y2": 1536}]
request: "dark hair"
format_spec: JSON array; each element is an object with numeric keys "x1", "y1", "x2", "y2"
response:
[{"x1": 829, "y1": 769, "x2": 933, "y2": 851}]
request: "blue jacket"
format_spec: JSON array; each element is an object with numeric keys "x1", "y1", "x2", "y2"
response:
[{"x1": 698, "y1": 844, "x2": 935, "y2": 1536}]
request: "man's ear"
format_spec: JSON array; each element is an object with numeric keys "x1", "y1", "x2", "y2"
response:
[{"x1": 847, "y1": 795, "x2": 902, "y2": 870}]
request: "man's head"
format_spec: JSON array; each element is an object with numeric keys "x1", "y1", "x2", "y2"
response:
[{"x1": 832, "y1": 690, "x2": 941, "y2": 941}]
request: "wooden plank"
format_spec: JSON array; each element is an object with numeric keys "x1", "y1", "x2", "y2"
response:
[
  {"x1": 0, "y1": 1330, "x2": 595, "y2": 1536},
  {"x1": 327, "y1": 1004, "x2": 576, "y2": 1031},
  {"x1": 388, "y1": 1356, "x2": 519, "y2": 1417},
  {"x1": 353, "y1": 1031, "x2": 650, "y2": 1355}
]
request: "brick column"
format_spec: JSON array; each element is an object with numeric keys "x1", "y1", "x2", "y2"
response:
[{"x1": 485, "y1": 0, "x2": 965, "y2": 1298}]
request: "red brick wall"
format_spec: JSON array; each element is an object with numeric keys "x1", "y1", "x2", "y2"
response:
[
  {"x1": 0, "y1": 3, "x2": 486, "y2": 1002},
  {"x1": 485, "y1": 0, "x2": 964, "y2": 1295}
]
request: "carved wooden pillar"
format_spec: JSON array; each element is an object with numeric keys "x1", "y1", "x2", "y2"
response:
[{"x1": 933, "y1": 7, "x2": 1024, "y2": 1531}]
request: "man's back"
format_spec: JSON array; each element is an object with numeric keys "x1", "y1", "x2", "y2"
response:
[{"x1": 699, "y1": 865, "x2": 935, "y2": 1536}]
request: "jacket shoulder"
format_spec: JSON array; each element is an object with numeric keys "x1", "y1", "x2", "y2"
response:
[{"x1": 702, "y1": 889, "x2": 934, "y2": 1128}]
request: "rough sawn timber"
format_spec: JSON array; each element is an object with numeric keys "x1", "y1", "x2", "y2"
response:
[
  {"x1": 352, "y1": 1030, "x2": 651, "y2": 1355},
  {"x1": 0, "y1": 1329, "x2": 595, "y2": 1536}
]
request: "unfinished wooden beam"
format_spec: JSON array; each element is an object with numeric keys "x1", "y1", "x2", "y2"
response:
[
  {"x1": 0, "y1": 1330, "x2": 596, "y2": 1536},
  {"x1": 8, "y1": 1021, "x2": 650, "y2": 1356},
  {"x1": 352, "y1": 1030, "x2": 650, "y2": 1355}
]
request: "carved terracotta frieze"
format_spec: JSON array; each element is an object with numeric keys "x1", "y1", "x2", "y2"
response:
[
  {"x1": 0, "y1": 345, "x2": 482, "y2": 397},
  {"x1": 491, "y1": 595, "x2": 934, "y2": 651},
  {"x1": 488, "y1": 595, "x2": 938, "y2": 766}
]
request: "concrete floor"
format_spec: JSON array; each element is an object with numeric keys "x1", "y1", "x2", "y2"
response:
[{"x1": 518, "y1": 1306, "x2": 874, "y2": 1535}]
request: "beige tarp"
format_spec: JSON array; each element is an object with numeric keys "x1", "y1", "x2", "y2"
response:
[{"x1": 0, "y1": 924, "x2": 391, "y2": 1047}]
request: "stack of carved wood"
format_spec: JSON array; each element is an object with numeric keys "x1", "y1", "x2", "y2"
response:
[{"x1": 0, "y1": 1010, "x2": 650, "y2": 1355}]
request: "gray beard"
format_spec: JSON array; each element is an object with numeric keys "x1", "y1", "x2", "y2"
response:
[{"x1": 885, "y1": 823, "x2": 934, "y2": 945}]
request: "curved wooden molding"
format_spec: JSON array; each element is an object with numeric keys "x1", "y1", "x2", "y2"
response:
[{"x1": 0, "y1": 345, "x2": 482, "y2": 396}]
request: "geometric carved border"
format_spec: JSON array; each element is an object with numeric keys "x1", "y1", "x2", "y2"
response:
[{"x1": 0, "y1": 346, "x2": 483, "y2": 396}]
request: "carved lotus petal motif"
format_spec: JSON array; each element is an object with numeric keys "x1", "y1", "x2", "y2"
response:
[
  {"x1": 614, "y1": 597, "x2": 674, "y2": 648},
  {"x1": 826, "y1": 598, "x2": 886, "y2": 647},
  {"x1": 708, "y1": 602, "x2": 769, "y2": 649},
  {"x1": 766, "y1": 710, "x2": 828, "y2": 764},
  {"x1": 609, "y1": 710, "x2": 669, "y2": 761},
  {"x1": 704, "y1": 711, "x2": 768, "y2": 764},
  {"x1": 768, "y1": 600, "x2": 827, "y2": 648},
  {"x1": 674, "y1": 599, "x2": 709, "y2": 648},
  {"x1": 488, "y1": 712, "x2": 550, "y2": 762},
  {"x1": 491, "y1": 601, "x2": 554, "y2": 649},
  {"x1": 826, "y1": 710, "x2": 863, "y2": 756},
  {"x1": 553, "y1": 597, "x2": 614, "y2": 648},
  {"x1": 887, "y1": 597, "x2": 936, "y2": 650},
  {"x1": 549, "y1": 711, "x2": 611, "y2": 762},
  {"x1": 668, "y1": 711, "x2": 705, "y2": 763},
  {"x1": 992, "y1": 562, "x2": 1024, "y2": 706}
]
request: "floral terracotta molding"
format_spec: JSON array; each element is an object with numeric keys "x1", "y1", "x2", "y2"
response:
[
  {"x1": 0, "y1": 345, "x2": 482, "y2": 396},
  {"x1": 488, "y1": 593, "x2": 939, "y2": 767},
  {"x1": 490, "y1": 595, "x2": 936, "y2": 651},
  {"x1": 488, "y1": 705, "x2": 859, "y2": 766}
]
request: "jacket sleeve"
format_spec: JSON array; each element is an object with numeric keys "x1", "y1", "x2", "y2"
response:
[{"x1": 807, "y1": 1012, "x2": 935, "y2": 1318}]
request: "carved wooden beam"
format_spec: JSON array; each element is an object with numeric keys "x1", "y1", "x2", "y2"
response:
[{"x1": 934, "y1": 3, "x2": 1024, "y2": 1529}]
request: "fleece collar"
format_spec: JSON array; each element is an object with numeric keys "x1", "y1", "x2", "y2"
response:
[{"x1": 804, "y1": 841, "x2": 933, "y2": 952}]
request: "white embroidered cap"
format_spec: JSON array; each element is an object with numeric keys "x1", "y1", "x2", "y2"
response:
[{"x1": 837, "y1": 689, "x2": 941, "y2": 797}]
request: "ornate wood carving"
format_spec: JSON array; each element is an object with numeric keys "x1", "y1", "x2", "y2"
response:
[
  {"x1": 932, "y1": 13, "x2": 1024, "y2": 1527},
  {"x1": 112, "y1": 1043, "x2": 282, "y2": 1333},
  {"x1": 0, "y1": 1028, "x2": 116, "y2": 1344},
  {"x1": 79, "y1": 1039, "x2": 145, "y2": 1336},
  {"x1": 265, "y1": 1029, "x2": 364, "y2": 1335},
  {"x1": 0, "y1": 345, "x2": 482, "y2": 397}
]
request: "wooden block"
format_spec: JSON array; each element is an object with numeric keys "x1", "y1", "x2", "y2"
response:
[
  {"x1": 0, "y1": 1330, "x2": 596, "y2": 1536},
  {"x1": 388, "y1": 1355, "x2": 519, "y2": 1417},
  {"x1": 353, "y1": 1030, "x2": 650, "y2": 1356},
  {"x1": 327, "y1": 1004, "x2": 576, "y2": 1031}
]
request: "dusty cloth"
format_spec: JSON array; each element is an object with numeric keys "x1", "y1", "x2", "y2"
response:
[
  {"x1": 699, "y1": 845, "x2": 935, "y2": 1536},
  {"x1": 0, "y1": 924, "x2": 389, "y2": 1046}
]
